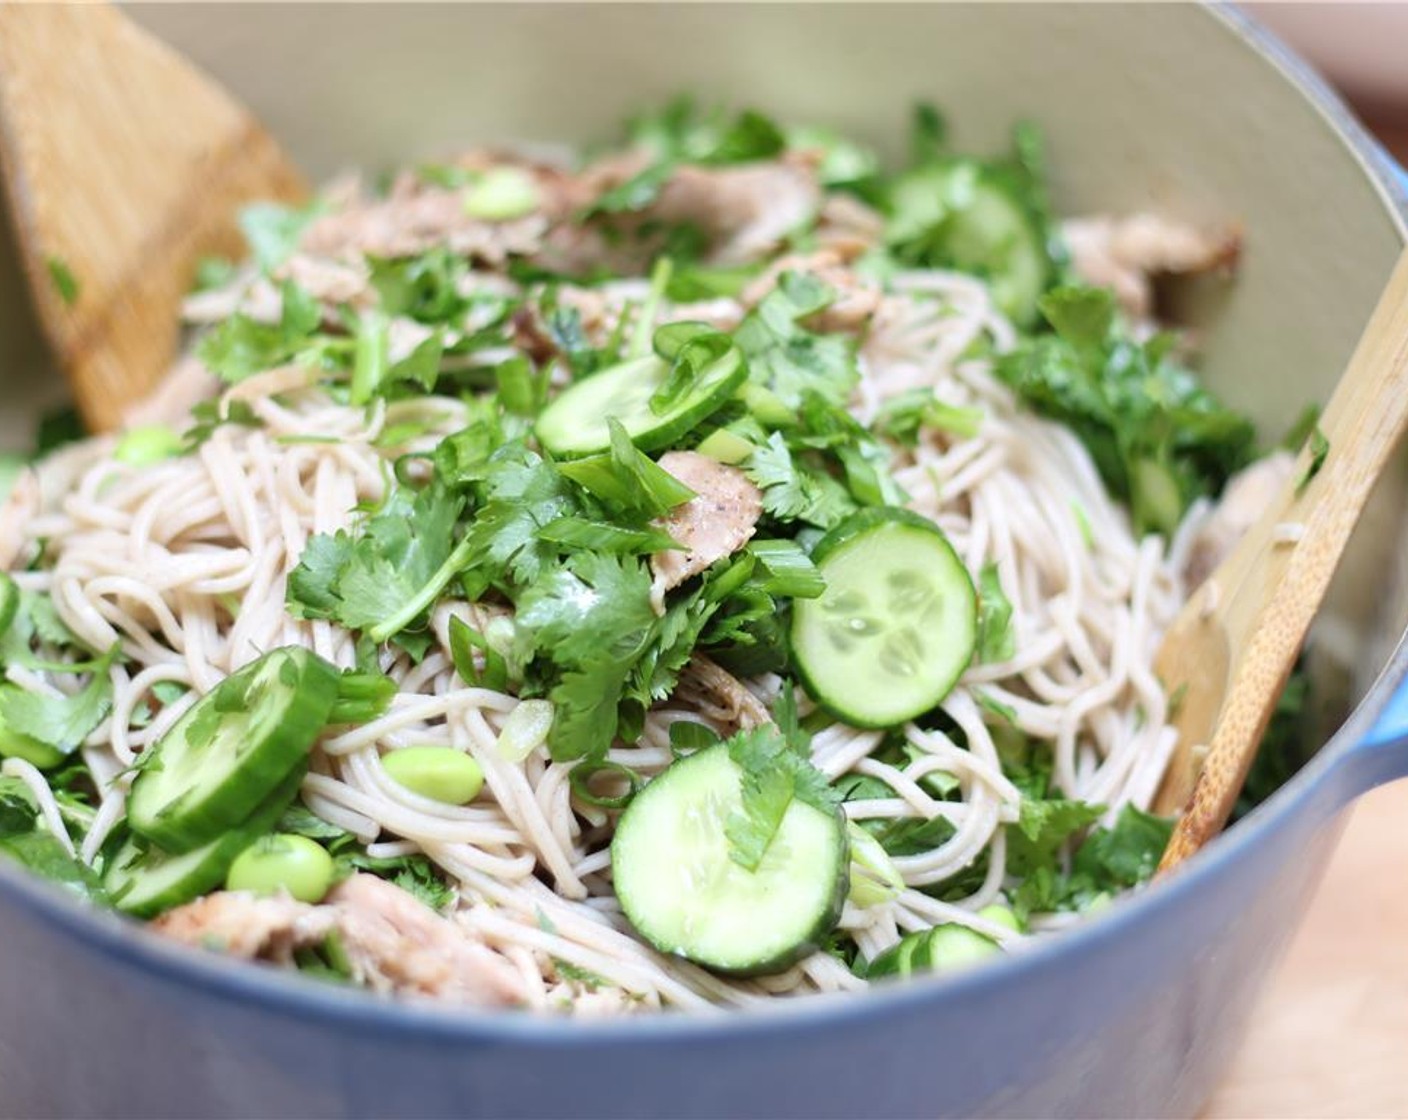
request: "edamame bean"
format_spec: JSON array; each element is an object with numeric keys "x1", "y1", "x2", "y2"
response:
[
  {"x1": 463, "y1": 168, "x2": 539, "y2": 221},
  {"x1": 114, "y1": 424, "x2": 183, "y2": 466},
  {"x1": 383, "y1": 746, "x2": 484, "y2": 805},
  {"x1": 226, "y1": 833, "x2": 335, "y2": 903}
]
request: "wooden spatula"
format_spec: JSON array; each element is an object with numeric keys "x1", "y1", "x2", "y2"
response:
[
  {"x1": 0, "y1": 4, "x2": 306, "y2": 432},
  {"x1": 1154, "y1": 244, "x2": 1408, "y2": 871}
]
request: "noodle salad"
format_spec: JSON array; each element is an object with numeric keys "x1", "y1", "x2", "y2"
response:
[{"x1": 0, "y1": 102, "x2": 1304, "y2": 1012}]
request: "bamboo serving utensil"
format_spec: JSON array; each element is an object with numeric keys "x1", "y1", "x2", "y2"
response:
[
  {"x1": 1154, "y1": 244, "x2": 1408, "y2": 870},
  {"x1": 0, "y1": 4, "x2": 306, "y2": 432}
]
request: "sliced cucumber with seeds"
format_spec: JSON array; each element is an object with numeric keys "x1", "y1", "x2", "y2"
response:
[
  {"x1": 106, "y1": 765, "x2": 307, "y2": 918},
  {"x1": 792, "y1": 508, "x2": 977, "y2": 728},
  {"x1": 611, "y1": 744, "x2": 847, "y2": 976},
  {"x1": 128, "y1": 648, "x2": 340, "y2": 853},
  {"x1": 536, "y1": 348, "x2": 745, "y2": 457}
]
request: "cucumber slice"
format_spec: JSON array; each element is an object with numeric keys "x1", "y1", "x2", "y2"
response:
[
  {"x1": 536, "y1": 348, "x2": 745, "y2": 457},
  {"x1": 791, "y1": 508, "x2": 977, "y2": 728},
  {"x1": 611, "y1": 744, "x2": 847, "y2": 976},
  {"x1": 888, "y1": 162, "x2": 1050, "y2": 327},
  {"x1": 107, "y1": 765, "x2": 307, "y2": 918},
  {"x1": 128, "y1": 648, "x2": 340, "y2": 853},
  {"x1": 865, "y1": 905, "x2": 1019, "y2": 979}
]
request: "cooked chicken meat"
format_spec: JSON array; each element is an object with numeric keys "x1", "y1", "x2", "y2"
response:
[{"x1": 650, "y1": 451, "x2": 763, "y2": 592}]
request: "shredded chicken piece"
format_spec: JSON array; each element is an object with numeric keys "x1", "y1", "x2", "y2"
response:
[
  {"x1": 277, "y1": 253, "x2": 374, "y2": 308},
  {"x1": 152, "y1": 892, "x2": 333, "y2": 961},
  {"x1": 678, "y1": 654, "x2": 772, "y2": 730},
  {"x1": 301, "y1": 172, "x2": 547, "y2": 265},
  {"x1": 650, "y1": 451, "x2": 763, "y2": 592},
  {"x1": 741, "y1": 248, "x2": 881, "y2": 334},
  {"x1": 1183, "y1": 451, "x2": 1296, "y2": 589},
  {"x1": 653, "y1": 159, "x2": 820, "y2": 265},
  {"x1": 1063, "y1": 213, "x2": 1241, "y2": 319},
  {"x1": 814, "y1": 193, "x2": 885, "y2": 257},
  {"x1": 327, "y1": 874, "x2": 524, "y2": 1005},
  {"x1": 154, "y1": 875, "x2": 524, "y2": 1007}
]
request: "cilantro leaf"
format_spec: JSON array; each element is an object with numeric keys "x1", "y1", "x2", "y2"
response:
[
  {"x1": 196, "y1": 280, "x2": 322, "y2": 384},
  {"x1": 239, "y1": 200, "x2": 327, "y2": 272},
  {"x1": 735, "y1": 273, "x2": 859, "y2": 410},
  {"x1": 995, "y1": 285, "x2": 1256, "y2": 535},
  {"x1": 1007, "y1": 797, "x2": 1104, "y2": 873},
  {"x1": 0, "y1": 645, "x2": 118, "y2": 756},
  {"x1": 722, "y1": 706, "x2": 840, "y2": 873},
  {"x1": 546, "y1": 663, "x2": 632, "y2": 763},
  {"x1": 1297, "y1": 426, "x2": 1329, "y2": 496},
  {"x1": 0, "y1": 777, "x2": 39, "y2": 837},
  {"x1": 286, "y1": 482, "x2": 465, "y2": 649},
  {"x1": 459, "y1": 444, "x2": 578, "y2": 589},
  {"x1": 514, "y1": 552, "x2": 657, "y2": 671},
  {"x1": 0, "y1": 831, "x2": 104, "y2": 902},
  {"x1": 46, "y1": 256, "x2": 80, "y2": 306},
  {"x1": 744, "y1": 432, "x2": 857, "y2": 529},
  {"x1": 975, "y1": 564, "x2": 1016, "y2": 663},
  {"x1": 1072, "y1": 805, "x2": 1174, "y2": 887}
]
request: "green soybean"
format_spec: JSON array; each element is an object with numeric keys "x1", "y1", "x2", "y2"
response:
[
  {"x1": 226, "y1": 833, "x2": 335, "y2": 903},
  {"x1": 383, "y1": 746, "x2": 484, "y2": 805},
  {"x1": 463, "y1": 167, "x2": 539, "y2": 221},
  {"x1": 114, "y1": 424, "x2": 184, "y2": 466}
]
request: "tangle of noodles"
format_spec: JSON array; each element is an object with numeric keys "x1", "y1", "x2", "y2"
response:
[{"x1": 9, "y1": 262, "x2": 1190, "y2": 1011}]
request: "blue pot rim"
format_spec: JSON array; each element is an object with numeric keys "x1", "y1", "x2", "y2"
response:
[{"x1": 0, "y1": 0, "x2": 1405, "y2": 1050}]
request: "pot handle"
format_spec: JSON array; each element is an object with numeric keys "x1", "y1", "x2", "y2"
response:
[{"x1": 1343, "y1": 664, "x2": 1408, "y2": 790}]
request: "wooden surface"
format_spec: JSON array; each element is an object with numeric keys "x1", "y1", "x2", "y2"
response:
[
  {"x1": 1206, "y1": 779, "x2": 1408, "y2": 1118},
  {"x1": 0, "y1": 5, "x2": 304, "y2": 431}
]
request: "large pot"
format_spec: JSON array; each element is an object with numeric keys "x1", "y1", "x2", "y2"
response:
[{"x1": 1, "y1": 5, "x2": 1406, "y2": 1117}]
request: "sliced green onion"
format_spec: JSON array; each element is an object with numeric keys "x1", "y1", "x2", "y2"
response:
[
  {"x1": 0, "y1": 573, "x2": 17, "y2": 635},
  {"x1": 667, "y1": 720, "x2": 721, "y2": 758},
  {"x1": 496, "y1": 699, "x2": 554, "y2": 762},
  {"x1": 747, "y1": 539, "x2": 825, "y2": 599},
  {"x1": 628, "y1": 257, "x2": 674, "y2": 360},
  {"x1": 448, "y1": 616, "x2": 509, "y2": 692},
  {"x1": 695, "y1": 428, "x2": 756, "y2": 465},
  {"x1": 463, "y1": 167, "x2": 539, "y2": 221},
  {"x1": 556, "y1": 418, "x2": 696, "y2": 518},
  {"x1": 847, "y1": 823, "x2": 904, "y2": 908},
  {"x1": 568, "y1": 759, "x2": 643, "y2": 810},
  {"x1": 737, "y1": 383, "x2": 794, "y2": 427},
  {"x1": 350, "y1": 310, "x2": 389, "y2": 406},
  {"x1": 328, "y1": 669, "x2": 396, "y2": 726},
  {"x1": 114, "y1": 424, "x2": 183, "y2": 466}
]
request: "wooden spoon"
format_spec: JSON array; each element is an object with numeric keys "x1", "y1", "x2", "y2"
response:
[
  {"x1": 1154, "y1": 244, "x2": 1408, "y2": 870},
  {"x1": 0, "y1": 4, "x2": 306, "y2": 432}
]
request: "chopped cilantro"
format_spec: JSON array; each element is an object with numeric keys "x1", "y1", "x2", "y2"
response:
[
  {"x1": 46, "y1": 256, "x2": 80, "y2": 306},
  {"x1": 996, "y1": 285, "x2": 1256, "y2": 535},
  {"x1": 1297, "y1": 426, "x2": 1329, "y2": 496}
]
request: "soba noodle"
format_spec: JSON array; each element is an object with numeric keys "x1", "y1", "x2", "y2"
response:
[{"x1": 0, "y1": 107, "x2": 1268, "y2": 1013}]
